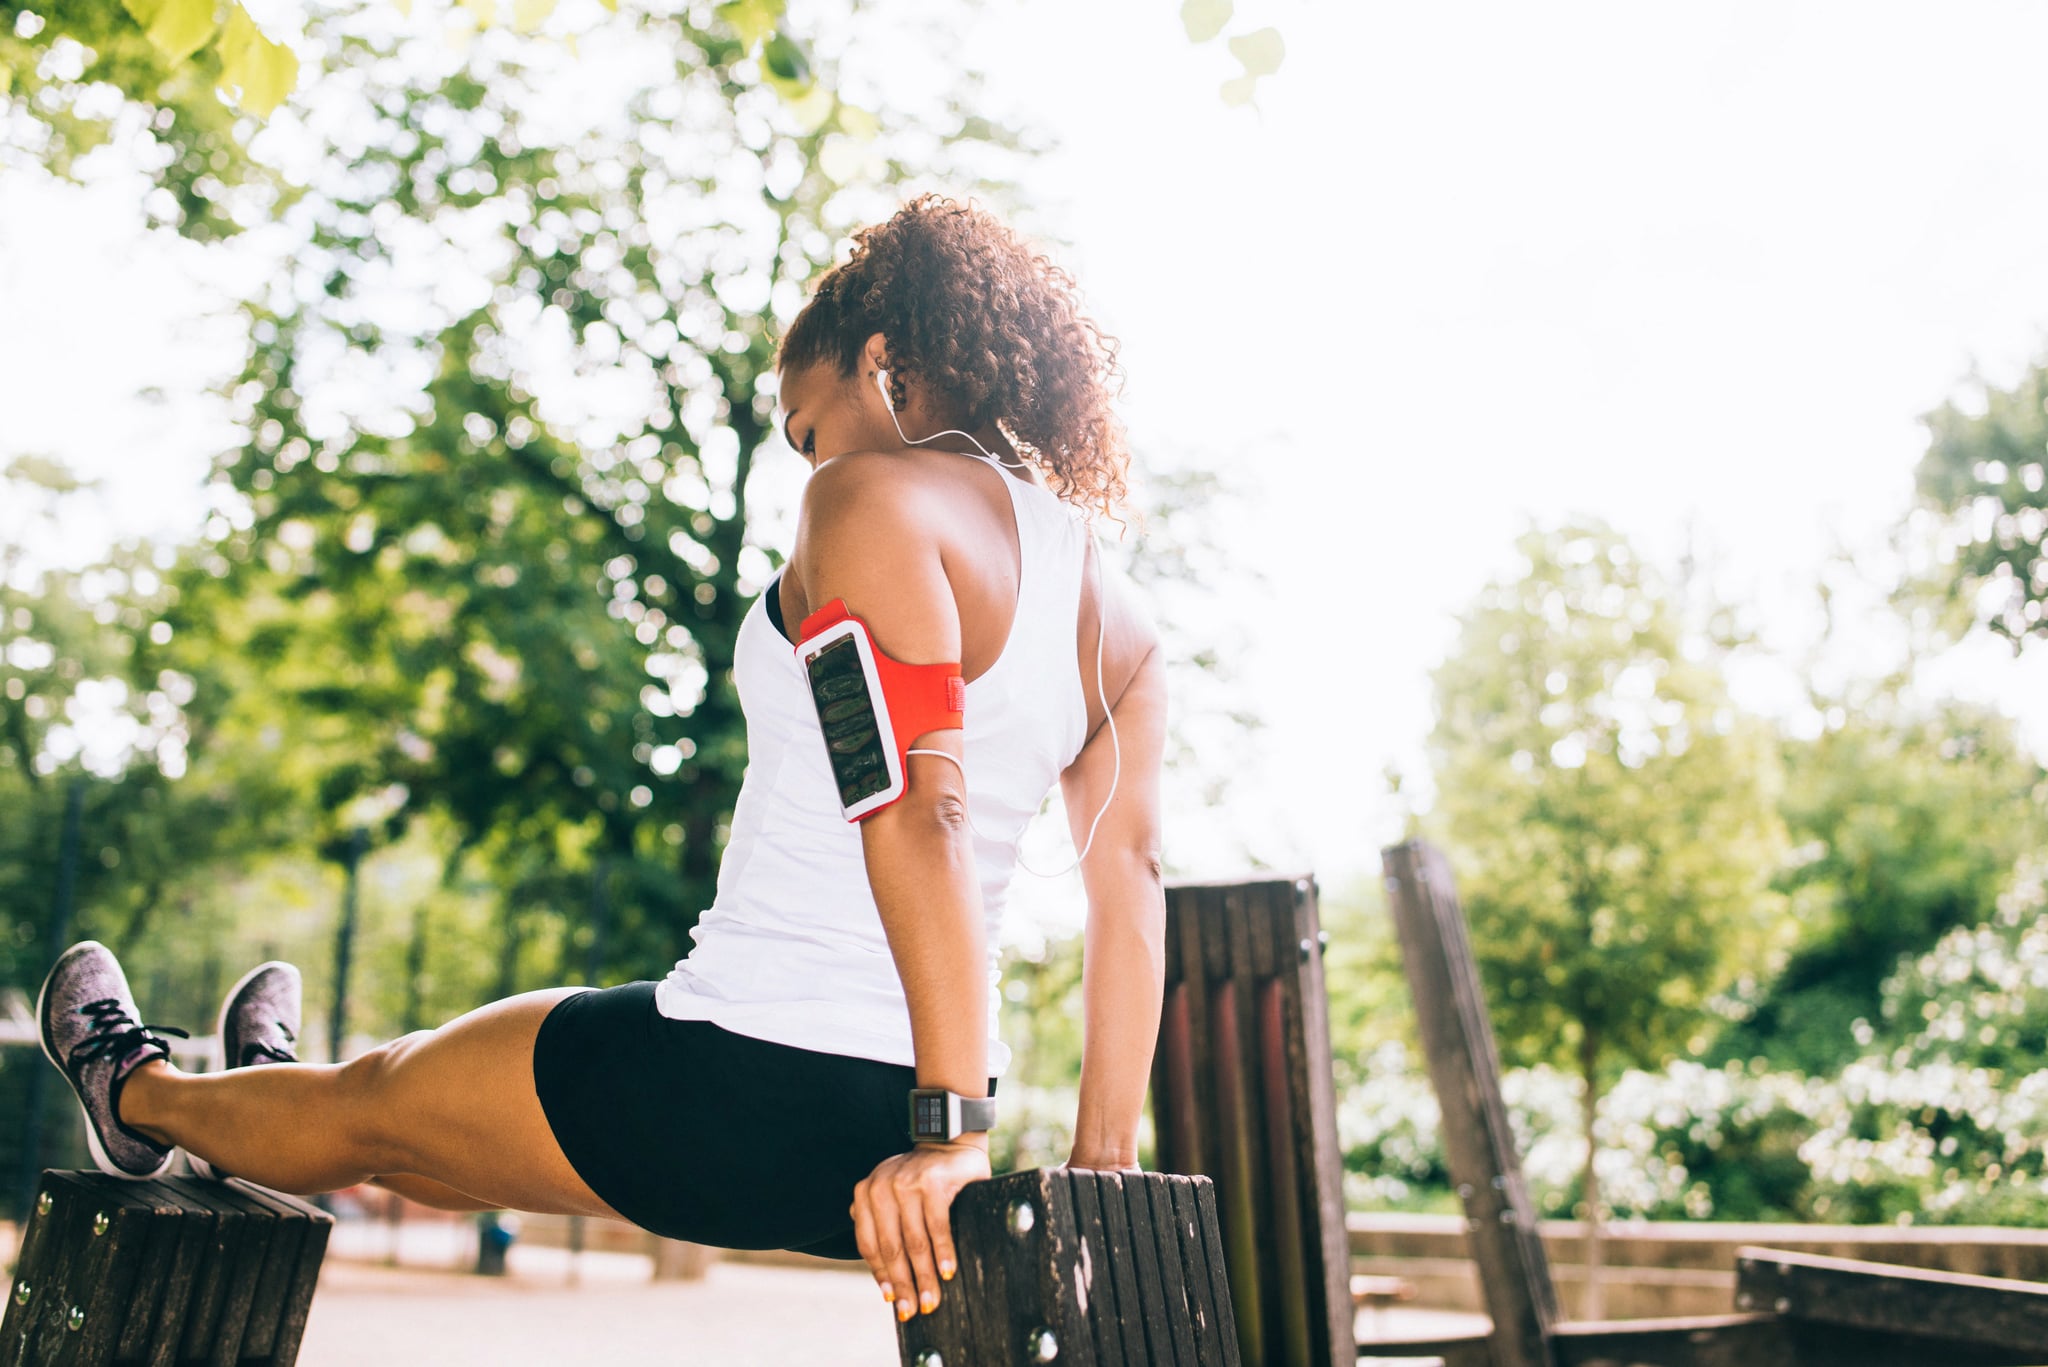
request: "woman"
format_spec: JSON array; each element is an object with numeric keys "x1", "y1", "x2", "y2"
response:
[{"x1": 35, "y1": 194, "x2": 1167, "y2": 1325}]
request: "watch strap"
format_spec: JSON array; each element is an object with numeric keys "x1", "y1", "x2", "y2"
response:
[{"x1": 957, "y1": 1094, "x2": 996, "y2": 1134}]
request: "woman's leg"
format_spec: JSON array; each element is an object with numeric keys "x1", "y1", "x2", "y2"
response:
[
  {"x1": 367, "y1": 1173, "x2": 503, "y2": 1212},
  {"x1": 119, "y1": 987, "x2": 621, "y2": 1219}
]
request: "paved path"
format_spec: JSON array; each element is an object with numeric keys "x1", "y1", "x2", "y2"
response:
[{"x1": 301, "y1": 1257, "x2": 903, "y2": 1366}]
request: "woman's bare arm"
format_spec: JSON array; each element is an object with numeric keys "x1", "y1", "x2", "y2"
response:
[
  {"x1": 791, "y1": 452, "x2": 989, "y2": 1320},
  {"x1": 1060, "y1": 554, "x2": 1168, "y2": 1170}
]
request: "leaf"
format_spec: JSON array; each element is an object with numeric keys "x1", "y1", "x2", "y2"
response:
[
  {"x1": 715, "y1": 0, "x2": 780, "y2": 48},
  {"x1": 122, "y1": 0, "x2": 167, "y2": 32},
  {"x1": 143, "y1": 0, "x2": 219, "y2": 68},
  {"x1": 512, "y1": 0, "x2": 556, "y2": 33},
  {"x1": 1228, "y1": 25, "x2": 1284, "y2": 77},
  {"x1": 216, "y1": 4, "x2": 298, "y2": 117},
  {"x1": 1180, "y1": 0, "x2": 1231, "y2": 44},
  {"x1": 1219, "y1": 74, "x2": 1257, "y2": 107},
  {"x1": 0, "y1": 62, "x2": 12, "y2": 95},
  {"x1": 760, "y1": 30, "x2": 809, "y2": 85}
]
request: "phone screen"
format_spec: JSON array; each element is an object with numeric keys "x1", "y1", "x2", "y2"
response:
[{"x1": 804, "y1": 634, "x2": 892, "y2": 809}]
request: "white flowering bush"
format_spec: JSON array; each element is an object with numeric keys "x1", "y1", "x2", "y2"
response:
[{"x1": 1337, "y1": 859, "x2": 2048, "y2": 1226}]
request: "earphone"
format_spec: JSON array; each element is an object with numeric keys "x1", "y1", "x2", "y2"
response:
[{"x1": 876, "y1": 367, "x2": 1123, "y2": 878}]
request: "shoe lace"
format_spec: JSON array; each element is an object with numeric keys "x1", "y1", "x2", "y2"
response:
[
  {"x1": 237, "y1": 1018, "x2": 298, "y2": 1067},
  {"x1": 68, "y1": 997, "x2": 189, "y2": 1070}
]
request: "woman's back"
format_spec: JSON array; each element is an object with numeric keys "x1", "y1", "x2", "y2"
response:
[{"x1": 654, "y1": 454, "x2": 1094, "y2": 1077}]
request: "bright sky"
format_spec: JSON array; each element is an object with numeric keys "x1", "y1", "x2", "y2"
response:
[{"x1": 5, "y1": 0, "x2": 2048, "y2": 936}]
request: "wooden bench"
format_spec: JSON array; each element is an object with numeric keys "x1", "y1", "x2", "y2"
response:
[
  {"x1": 3, "y1": 1169, "x2": 331, "y2": 1366},
  {"x1": 1384, "y1": 838, "x2": 2048, "y2": 1367},
  {"x1": 896, "y1": 1167, "x2": 1241, "y2": 1367}
]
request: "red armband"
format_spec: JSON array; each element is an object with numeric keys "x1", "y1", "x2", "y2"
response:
[{"x1": 795, "y1": 598, "x2": 965, "y2": 821}]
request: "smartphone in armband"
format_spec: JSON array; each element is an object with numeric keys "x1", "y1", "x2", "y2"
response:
[{"x1": 795, "y1": 599, "x2": 966, "y2": 822}]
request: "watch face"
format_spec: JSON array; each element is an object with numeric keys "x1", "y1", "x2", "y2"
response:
[{"x1": 912, "y1": 1091, "x2": 948, "y2": 1139}]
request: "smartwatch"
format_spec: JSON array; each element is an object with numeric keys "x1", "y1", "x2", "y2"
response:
[{"x1": 908, "y1": 1088, "x2": 996, "y2": 1145}]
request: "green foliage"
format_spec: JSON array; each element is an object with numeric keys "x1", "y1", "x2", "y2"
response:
[
  {"x1": 1425, "y1": 519, "x2": 1790, "y2": 1085},
  {"x1": 1913, "y1": 355, "x2": 2048, "y2": 645},
  {"x1": 1715, "y1": 701, "x2": 2048, "y2": 1075},
  {"x1": 151, "y1": 4, "x2": 1030, "y2": 990},
  {"x1": 0, "y1": 460, "x2": 303, "y2": 994}
]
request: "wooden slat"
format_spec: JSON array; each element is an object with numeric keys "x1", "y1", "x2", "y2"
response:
[
  {"x1": 1224, "y1": 880, "x2": 1284, "y2": 1365},
  {"x1": 177, "y1": 1179, "x2": 249, "y2": 1364},
  {"x1": 1383, "y1": 841, "x2": 1559, "y2": 1367},
  {"x1": 1167, "y1": 1175, "x2": 1228, "y2": 1365},
  {"x1": 112, "y1": 1185, "x2": 185, "y2": 1362},
  {"x1": 1146, "y1": 1173, "x2": 1201, "y2": 1366},
  {"x1": 1257, "y1": 973, "x2": 1313, "y2": 1365},
  {"x1": 1158, "y1": 983, "x2": 1198, "y2": 1179},
  {"x1": 272, "y1": 1189, "x2": 333, "y2": 1367},
  {"x1": 143, "y1": 1179, "x2": 221, "y2": 1367},
  {"x1": 1169, "y1": 884, "x2": 1215, "y2": 1180},
  {"x1": 1192, "y1": 1179, "x2": 1242, "y2": 1365},
  {"x1": 1735, "y1": 1244, "x2": 2048, "y2": 1354},
  {"x1": 1121, "y1": 1169, "x2": 1181, "y2": 1364},
  {"x1": 201, "y1": 1176, "x2": 277, "y2": 1367},
  {"x1": 1039, "y1": 1173, "x2": 1100, "y2": 1367},
  {"x1": 1550, "y1": 1313, "x2": 1793, "y2": 1367},
  {"x1": 2, "y1": 1172, "x2": 85, "y2": 1365},
  {"x1": 220, "y1": 1178, "x2": 313, "y2": 1359},
  {"x1": 1285, "y1": 876, "x2": 1358, "y2": 1367},
  {"x1": 59, "y1": 1175, "x2": 154, "y2": 1364},
  {"x1": 1097, "y1": 1171, "x2": 1153, "y2": 1362},
  {"x1": 1114, "y1": 1172, "x2": 1179, "y2": 1360},
  {"x1": 1068, "y1": 1171, "x2": 1129, "y2": 1364}
]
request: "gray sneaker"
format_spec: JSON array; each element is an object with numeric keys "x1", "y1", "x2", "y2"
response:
[
  {"x1": 36, "y1": 941, "x2": 188, "y2": 1180},
  {"x1": 189, "y1": 960, "x2": 301, "y2": 1181}
]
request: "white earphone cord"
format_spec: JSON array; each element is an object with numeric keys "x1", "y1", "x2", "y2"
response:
[{"x1": 875, "y1": 369, "x2": 1121, "y2": 878}]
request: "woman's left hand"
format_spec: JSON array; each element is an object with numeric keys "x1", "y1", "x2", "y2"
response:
[{"x1": 852, "y1": 1140, "x2": 992, "y2": 1321}]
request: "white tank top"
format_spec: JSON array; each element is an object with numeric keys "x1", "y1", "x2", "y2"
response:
[{"x1": 653, "y1": 459, "x2": 1093, "y2": 1078}]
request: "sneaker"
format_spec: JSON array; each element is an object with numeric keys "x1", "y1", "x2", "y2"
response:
[
  {"x1": 188, "y1": 960, "x2": 301, "y2": 1181},
  {"x1": 36, "y1": 940, "x2": 188, "y2": 1181}
]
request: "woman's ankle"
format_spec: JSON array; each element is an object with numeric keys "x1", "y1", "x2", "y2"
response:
[{"x1": 116, "y1": 1057, "x2": 181, "y2": 1144}]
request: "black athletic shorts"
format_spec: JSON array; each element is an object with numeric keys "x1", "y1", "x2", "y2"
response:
[{"x1": 530, "y1": 980, "x2": 996, "y2": 1261}]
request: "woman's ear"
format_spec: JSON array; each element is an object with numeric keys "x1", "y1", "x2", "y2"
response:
[{"x1": 861, "y1": 331, "x2": 890, "y2": 377}]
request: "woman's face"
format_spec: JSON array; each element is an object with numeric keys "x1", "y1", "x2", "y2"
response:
[{"x1": 776, "y1": 359, "x2": 903, "y2": 471}]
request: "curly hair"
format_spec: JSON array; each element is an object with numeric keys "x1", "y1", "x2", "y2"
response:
[{"x1": 777, "y1": 194, "x2": 1129, "y2": 517}]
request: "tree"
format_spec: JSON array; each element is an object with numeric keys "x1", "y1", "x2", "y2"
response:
[
  {"x1": 1424, "y1": 519, "x2": 1787, "y2": 1313},
  {"x1": 1913, "y1": 355, "x2": 2048, "y2": 646},
  {"x1": 147, "y1": 0, "x2": 1035, "y2": 988},
  {"x1": 1714, "y1": 699, "x2": 2048, "y2": 1076}
]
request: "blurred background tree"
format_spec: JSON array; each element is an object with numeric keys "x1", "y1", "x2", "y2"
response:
[
  {"x1": 1424, "y1": 519, "x2": 1790, "y2": 1312},
  {"x1": 1913, "y1": 357, "x2": 2048, "y2": 646}
]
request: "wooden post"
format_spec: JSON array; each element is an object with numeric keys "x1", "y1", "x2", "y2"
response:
[
  {"x1": 3, "y1": 1170, "x2": 331, "y2": 1367},
  {"x1": 1152, "y1": 876, "x2": 1353, "y2": 1367},
  {"x1": 896, "y1": 1167, "x2": 1240, "y2": 1367},
  {"x1": 1382, "y1": 840, "x2": 1559, "y2": 1367}
]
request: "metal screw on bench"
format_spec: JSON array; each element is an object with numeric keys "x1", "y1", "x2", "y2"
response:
[
  {"x1": 67, "y1": 1305, "x2": 84, "y2": 1332},
  {"x1": 35, "y1": 1192, "x2": 51, "y2": 1217},
  {"x1": 1007, "y1": 1196, "x2": 1036, "y2": 1236},
  {"x1": 11, "y1": 1282, "x2": 28, "y2": 1308},
  {"x1": 92, "y1": 1211, "x2": 109, "y2": 1237},
  {"x1": 912, "y1": 1352, "x2": 945, "y2": 1367},
  {"x1": 1298, "y1": 937, "x2": 1314, "y2": 961},
  {"x1": 1027, "y1": 1326, "x2": 1058, "y2": 1361}
]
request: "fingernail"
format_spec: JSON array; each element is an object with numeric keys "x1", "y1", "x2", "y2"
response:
[
  {"x1": 897, "y1": 1299, "x2": 914, "y2": 1322},
  {"x1": 920, "y1": 1289, "x2": 938, "y2": 1313},
  {"x1": 881, "y1": 1285, "x2": 895, "y2": 1303},
  {"x1": 940, "y1": 1259, "x2": 956, "y2": 1280}
]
